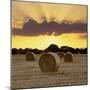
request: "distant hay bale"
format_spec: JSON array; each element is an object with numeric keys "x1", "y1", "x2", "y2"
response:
[
  {"x1": 26, "y1": 52, "x2": 36, "y2": 61},
  {"x1": 57, "y1": 52, "x2": 65, "y2": 59},
  {"x1": 64, "y1": 52, "x2": 73, "y2": 62},
  {"x1": 39, "y1": 52, "x2": 60, "y2": 72}
]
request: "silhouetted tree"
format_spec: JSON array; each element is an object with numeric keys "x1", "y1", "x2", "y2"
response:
[
  {"x1": 60, "y1": 46, "x2": 77, "y2": 54},
  {"x1": 18, "y1": 48, "x2": 25, "y2": 54},
  {"x1": 45, "y1": 44, "x2": 59, "y2": 52},
  {"x1": 74, "y1": 48, "x2": 80, "y2": 54},
  {"x1": 79, "y1": 48, "x2": 87, "y2": 54},
  {"x1": 12, "y1": 48, "x2": 18, "y2": 54},
  {"x1": 83, "y1": 48, "x2": 87, "y2": 54},
  {"x1": 32, "y1": 49, "x2": 42, "y2": 54},
  {"x1": 24, "y1": 48, "x2": 32, "y2": 54}
]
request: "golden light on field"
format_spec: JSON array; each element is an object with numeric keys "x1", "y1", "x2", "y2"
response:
[{"x1": 12, "y1": 33, "x2": 87, "y2": 49}]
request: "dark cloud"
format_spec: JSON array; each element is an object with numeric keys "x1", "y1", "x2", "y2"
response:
[{"x1": 12, "y1": 20, "x2": 87, "y2": 36}]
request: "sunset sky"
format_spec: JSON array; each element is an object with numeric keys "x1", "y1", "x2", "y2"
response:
[{"x1": 12, "y1": 1, "x2": 87, "y2": 50}]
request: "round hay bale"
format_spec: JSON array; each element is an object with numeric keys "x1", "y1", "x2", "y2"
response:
[
  {"x1": 57, "y1": 52, "x2": 65, "y2": 59},
  {"x1": 26, "y1": 52, "x2": 36, "y2": 61},
  {"x1": 39, "y1": 52, "x2": 60, "y2": 72},
  {"x1": 64, "y1": 52, "x2": 73, "y2": 62}
]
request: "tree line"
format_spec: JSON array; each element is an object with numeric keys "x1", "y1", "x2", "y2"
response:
[{"x1": 12, "y1": 44, "x2": 87, "y2": 54}]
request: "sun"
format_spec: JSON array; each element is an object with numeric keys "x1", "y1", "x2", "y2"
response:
[
  {"x1": 47, "y1": 36, "x2": 57, "y2": 45},
  {"x1": 46, "y1": 32, "x2": 58, "y2": 45}
]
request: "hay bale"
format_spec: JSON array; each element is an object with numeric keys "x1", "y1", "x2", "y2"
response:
[
  {"x1": 26, "y1": 52, "x2": 36, "y2": 61},
  {"x1": 57, "y1": 52, "x2": 65, "y2": 59},
  {"x1": 64, "y1": 52, "x2": 73, "y2": 62},
  {"x1": 39, "y1": 52, "x2": 60, "y2": 72}
]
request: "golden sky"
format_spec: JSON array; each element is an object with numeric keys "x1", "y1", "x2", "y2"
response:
[{"x1": 12, "y1": 1, "x2": 87, "y2": 49}]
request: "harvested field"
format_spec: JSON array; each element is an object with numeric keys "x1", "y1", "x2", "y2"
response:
[{"x1": 11, "y1": 54, "x2": 87, "y2": 89}]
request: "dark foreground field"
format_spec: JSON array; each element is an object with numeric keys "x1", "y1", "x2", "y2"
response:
[{"x1": 11, "y1": 54, "x2": 87, "y2": 89}]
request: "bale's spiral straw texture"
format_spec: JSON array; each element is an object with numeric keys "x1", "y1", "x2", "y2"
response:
[
  {"x1": 57, "y1": 52, "x2": 65, "y2": 59},
  {"x1": 39, "y1": 52, "x2": 60, "y2": 72},
  {"x1": 26, "y1": 52, "x2": 36, "y2": 61},
  {"x1": 64, "y1": 52, "x2": 73, "y2": 62}
]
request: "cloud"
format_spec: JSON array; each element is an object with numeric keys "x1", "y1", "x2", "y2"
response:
[{"x1": 12, "y1": 20, "x2": 87, "y2": 36}]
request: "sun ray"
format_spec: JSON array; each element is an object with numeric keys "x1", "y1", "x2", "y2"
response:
[{"x1": 12, "y1": 1, "x2": 87, "y2": 28}]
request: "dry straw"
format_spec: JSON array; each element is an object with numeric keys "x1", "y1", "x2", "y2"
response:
[
  {"x1": 39, "y1": 52, "x2": 60, "y2": 72},
  {"x1": 64, "y1": 52, "x2": 73, "y2": 62},
  {"x1": 57, "y1": 52, "x2": 65, "y2": 59},
  {"x1": 26, "y1": 52, "x2": 36, "y2": 61}
]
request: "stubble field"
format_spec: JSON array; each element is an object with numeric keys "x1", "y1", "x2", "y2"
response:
[{"x1": 11, "y1": 54, "x2": 87, "y2": 89}]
